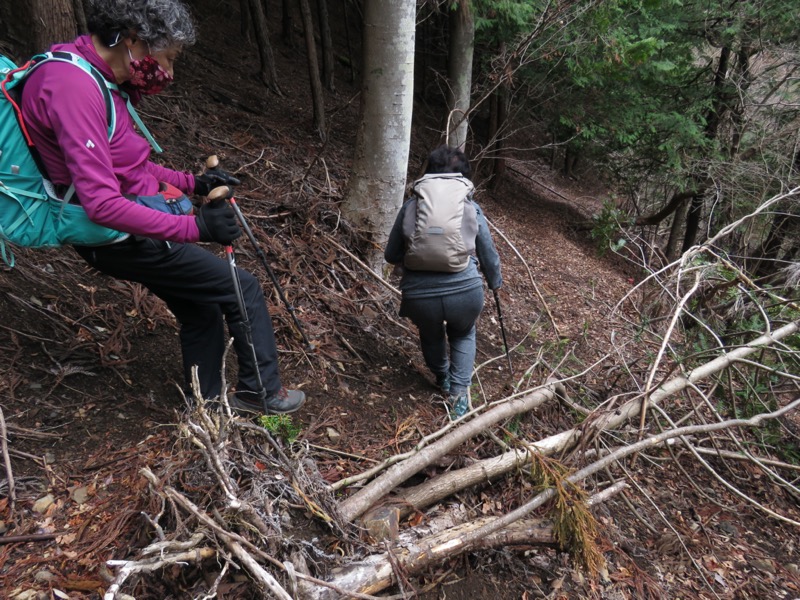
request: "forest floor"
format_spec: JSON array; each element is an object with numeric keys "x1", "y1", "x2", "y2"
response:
[{"x1": 2, "y1": 4, "x2": 800, "y2": 600}]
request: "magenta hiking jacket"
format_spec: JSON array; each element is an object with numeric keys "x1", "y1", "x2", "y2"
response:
[{"x1": 20, "y1": 35, "x2": 201, "y2": 242}]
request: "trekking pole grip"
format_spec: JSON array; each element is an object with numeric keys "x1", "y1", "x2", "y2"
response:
[{"x1": 206, "y1": 185, "x2": 231, "y2": 203}]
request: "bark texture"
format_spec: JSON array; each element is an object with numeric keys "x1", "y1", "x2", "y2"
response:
[
  {"x1": 248, "y1": 0, "x2": 280, "y2": 92},
  {"x1": 317, "y1": 0, "x2": 335, "y2": 91},
  {"x1": 298, "y1": 0, "x2": 326, "y2": 136},
  {"x1": 341, "y1": 0, "x2": 416, "y2": 269},
  {"x1": 32, "y1": 0, "x2": 76, "y2": 54},
  {"x1": 446, "y1": 1, "x2": 474, "y2": 150}
]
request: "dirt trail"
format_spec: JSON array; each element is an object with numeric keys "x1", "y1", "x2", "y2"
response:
[{"x1": 2, "y1": 6, "x2": 798, "y2": 598}]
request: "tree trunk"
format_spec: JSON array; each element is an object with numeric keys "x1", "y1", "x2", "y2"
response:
[
  {"x1": 341, "y1": 0, "x2": 415, "y2": 270},
  {"x1": 728, "y1": 47, "x2": 752, "y2": 159},
  {"x1": 664, "y1": 198, "x2": 689, "y2": 261},
  {"x1": 281, "y1": 0, "x2": 294, "y2": 47},
  {"x1": 341, "y1": 0, "x2": 356, "y2": 82},
  {"x1": 635, "y1": 190, "x2": 695, "y2": 227},
  {"x1": 31, "y1": 0, "x2": 76, "y2": 53},
  {"x1": 682, "y1": 46, "x2": 731, "y2": 251},
  {"x1": 752, "y1": 211, "x2": 798, "y2": 277},
  {"x1": 298, "y1": 0, "x2": 326, "y2": 137},
  {"x1": 563, "y1": 143, "x2": 579, "y2": 178},
  {"x1": 304, "y1": 484, "x2": 624, "y2": 599},
  {"x1": 446, "y1": 1, "x2": 474, "y2": 150},
  {"x1": 681, "y1": 190, "x2": 705, "y2": 254},
  {"x1": 417, "y1": 4, "x2": 430, "y2": 102},
  {"x1": 492, "y1": 84, "x2": 508, "y2": 182},
  {"x1": 633, "y1": 190, "x2": 695, "y2": 262},
  {"x1": 248, "y1": 0, "x2": 281, "y2": 92},
  {"x1": 487, "y1": 41, "x2": 508, "y2": 186},
  {"x1": 240, "y1": 0, "x2": 252, "y2": 42},
  {"x1": 72, "y1": 0, "x2": 87, "y2": 34},
  {"x1": 317, "y1": 0, "x2": 335, "y2": 91}
]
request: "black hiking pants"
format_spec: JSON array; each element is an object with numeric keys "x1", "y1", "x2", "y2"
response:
[{"x1": 74, "y1": 237, "x2": 282, "y2": 401}]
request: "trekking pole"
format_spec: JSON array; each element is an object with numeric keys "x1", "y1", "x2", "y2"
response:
[
  {"x1": 208, "y1": 185, "x2": 267, "y2": 402},
  {"x1": 493, "y1": 289, "x2": 513, "y2": 375},
  {"x1": 205, "y1": 156, "x2": 314, "y2": 351}
]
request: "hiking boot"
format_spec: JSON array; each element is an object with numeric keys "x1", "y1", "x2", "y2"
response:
[
  {"x1": 435, "y1": 373, "x2": 451, "y2": 394},
  {"x1": 447, "y1": 392, "x2": 470, "y2": 420},
  {"x1": 228, "y1": 387, "x2": 306, "y2": 416},
  {"x1": 265, "y1": 388, "x2": 306, "y2": 414}
]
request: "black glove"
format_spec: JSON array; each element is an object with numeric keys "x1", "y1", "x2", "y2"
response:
[
  {"x1": 194, "y1": 168, "x2": 242, "y2": 197},
  {"x1": 195, "y1": 199, "x2": 242, "y2": 244}
]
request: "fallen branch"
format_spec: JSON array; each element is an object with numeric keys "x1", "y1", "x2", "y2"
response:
[
  {"x1": 105, "y1": 547, "x2": 216, "y2": 600},
  {"x1": 138, "y1": 469, "x2": 392, "y2": 600},
  {"x1": 306, "y1": 482, "x2": 626, "y2": 600},
  {"x1": 164, "y1": 485, "x2": 294, "y2": 600},
  {"x1": 338, "y1": 379, "x2": 564, "y2": 522},
  {"x1": 316, "y1": 401, "x2": 799, "y2": 599},
  {"x1": 321, "y1": 232, "x2": 400, "y2": 296},
  {"x1": 0, "y1": 407, "x2": 14, "y2": 515},
  {"x1": 689, "y1": 445, "x2": 800, "y2": 473},
  {"x1": 0, "y1": 533, "x2": 57, "y2": 545},
  {"x1": 392, "y1": 320, "x2": 799, "y2": 515}
]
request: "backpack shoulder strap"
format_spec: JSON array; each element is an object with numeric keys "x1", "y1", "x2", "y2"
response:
[
  {"x1": 22, "y1": 52, "x2": 117, "y2": 140},
  {"x1": 112, "y1": 85, "x2": 163, "y2": 153},
  {"x1": 16, "y1": 52, "x2": 162, "y2": 153}
]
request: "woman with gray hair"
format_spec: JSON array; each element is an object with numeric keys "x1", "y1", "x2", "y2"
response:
[{"x1": 18, "y1": 0, "x2": 307, "y2": 415}]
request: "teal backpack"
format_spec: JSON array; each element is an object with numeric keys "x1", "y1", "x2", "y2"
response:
[{"x1": 0, "y1": 51, "x2": 162, "y2": 266}]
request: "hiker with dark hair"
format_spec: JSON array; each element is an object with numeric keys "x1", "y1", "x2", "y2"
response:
[
  {"x1": 18, "y1": 0, "x2": 305, "y2": 415},
  {"x1": 384, "y1": 146, "x2": 503, "y2": 419},
  {"x1": 426, "y1": 145, "x2": 472, "y2": 177}
]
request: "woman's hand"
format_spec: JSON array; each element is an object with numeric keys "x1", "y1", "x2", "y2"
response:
[
  {"x1": 195, "y1": 198, "x2": 241, "y2": 244},
  {"x1": 194, "y1": 168, "x2": 241, "y2": 197}
]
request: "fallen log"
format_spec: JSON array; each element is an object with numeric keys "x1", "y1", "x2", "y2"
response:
[
  {"x1": 338, "y1": 379, "x2": 565, "y2": 522},
  {"x1": 308, "y1": 397, "x2": 799, "y2": 599},
  {"x1": 390, "y1": 319, "x2": 799, "y2": 515},
  {"x1": 302, "y1": 483, "x2": 625, "y2": 600}
]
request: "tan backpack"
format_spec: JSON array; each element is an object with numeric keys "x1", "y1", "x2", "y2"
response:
[{"x1": 402, "y1": 173, "x2": 478, "y2": 272}]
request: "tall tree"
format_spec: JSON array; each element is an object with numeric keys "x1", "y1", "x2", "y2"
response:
[
  {"x1": 487, "y1": 74, "x2": 508, "y2": 182},
  {"x1": 446, "y1": 1, "x2": 475, "y2": 150},
  {"x1": 239, "y1": 0, "x2": 251, "y2": 42},
  {"x1": 471, "y1": 0, "x2": 540, "y2": 181},
  {"x1": 317, "y1": 0, "x2": 335, "y2": 91},
  {"x1": 246, "y1": 0, "x2": 281, "y2": 92},
  {"x1": 341, "y1": 0, "x2": 416, "y2": 269},
  {"x1": 473, "y1": 0, "x2": 799, "y2": 268},
  {"x1": 281, "y1": 0, "x2": 295, "y2": 47},
  {"x1": 298, "y1": 0, "x2": 326, "y2": 137}
]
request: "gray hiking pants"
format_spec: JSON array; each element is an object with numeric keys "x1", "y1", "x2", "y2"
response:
[{"x1": 400, "y1": 284, "x2": 485, "y2": 395}]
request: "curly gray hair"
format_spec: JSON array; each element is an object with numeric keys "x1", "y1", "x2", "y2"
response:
[{"x1": 87, "y1": 0, "x2": 196, "y2": 51}]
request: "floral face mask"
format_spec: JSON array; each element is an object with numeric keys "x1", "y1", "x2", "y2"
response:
[{"x1": 128, "y1": 48, "x2": 173, "y2": 95}]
